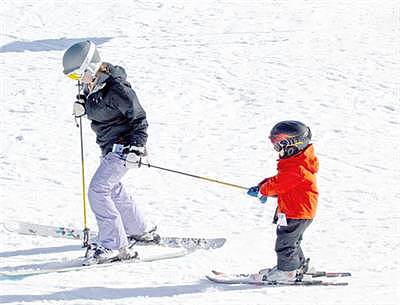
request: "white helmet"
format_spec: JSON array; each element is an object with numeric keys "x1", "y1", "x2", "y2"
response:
[{"x1": 62, "y1": 40, "x2": 102, "y2": 80}]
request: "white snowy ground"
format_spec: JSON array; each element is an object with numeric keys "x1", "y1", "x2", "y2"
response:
[{"x1": 0, "y1": 0, "x2": 399, "y2": 304}]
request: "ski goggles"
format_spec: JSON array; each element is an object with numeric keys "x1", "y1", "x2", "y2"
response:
[
  {"x1": 269, "y1": 134, "x2": 288, "y2": 152},
  {"x1": 272, "y1": 138, "x2": 290, "y2": 152},
  {"x1": 272, "y1": 138, "x2": 304, "y2": 152},
  {"x1": 269, "y1": 132, "x2": 308, "y2": 152},
  {"x1": 67, "y1": 63, "x2": 99, "y2": 81},
  {"x1": 67, "y1": 70, "x2": 84, "y2": 80}
]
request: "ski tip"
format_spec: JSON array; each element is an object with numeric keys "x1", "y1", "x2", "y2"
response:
[
  {"x1": 2, "y1": 221, "x2": 20, "y2": 232},
  {"x1": 205, "y1": 274, "x2": 225, "y2": 283}
]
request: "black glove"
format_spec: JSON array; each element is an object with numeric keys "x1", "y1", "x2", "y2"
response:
[{"x1": 76, "y1": 94, "x2": 87, "y2": 102}]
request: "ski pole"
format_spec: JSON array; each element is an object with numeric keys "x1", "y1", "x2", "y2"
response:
[
  {"x1": 139, "y1": 161, "x2": 249, "y2": 190},
  {"x1": 75, "y1": 81, "x2": 90, "y2": 249}
]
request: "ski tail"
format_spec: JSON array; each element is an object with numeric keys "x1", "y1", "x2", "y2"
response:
[{"x1": 2, "y1": 221, "x2": 95, "y2": 241}]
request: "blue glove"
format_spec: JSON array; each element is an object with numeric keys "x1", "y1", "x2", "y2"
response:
[
  {"x1": 247, "y1": 186, "x2": 268, "y2": 204},
  {"x1": 247, "y1": 186, "x2": 260, "y2": 197},
  {"x1": 259, "y1": 195, "x2": 268, "y2": 204}
]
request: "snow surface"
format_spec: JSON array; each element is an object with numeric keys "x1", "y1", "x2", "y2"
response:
[{"x1": 0, "y1": 0, "x2": 399, "y2": 304}]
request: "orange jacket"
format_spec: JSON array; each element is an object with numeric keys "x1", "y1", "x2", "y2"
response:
[{"x1": 259, "y1": 144, "x2": 319, "y2": 219}]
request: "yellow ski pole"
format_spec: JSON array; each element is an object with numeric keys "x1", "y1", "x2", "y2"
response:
[{"x1": 76, "y1": 81, "x2": 90, "y2": 249}]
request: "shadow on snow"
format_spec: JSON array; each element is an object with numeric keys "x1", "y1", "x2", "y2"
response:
[
  {"x1": 0, "y1": 281, "x2": 262, "y2": 303},
  {"x1": 0, "y1": 244, "x2": 82, "y2": 258},
  {"x1": 0, "y1": 37, "x2": 112, "y2": 53}
]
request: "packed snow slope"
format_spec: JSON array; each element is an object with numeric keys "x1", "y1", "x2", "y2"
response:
[{"x1": 0, "y1": 1, "x2": 399, "y2": 304}]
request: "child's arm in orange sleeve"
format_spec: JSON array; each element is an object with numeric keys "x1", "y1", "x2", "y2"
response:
[{"x1": 259, "y1": 170, "x2": 302, "y2": 196}]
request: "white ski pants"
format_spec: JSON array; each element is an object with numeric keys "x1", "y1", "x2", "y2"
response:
[{"x1": 88, "y1": 152, "x2": 147, "y2": 250}]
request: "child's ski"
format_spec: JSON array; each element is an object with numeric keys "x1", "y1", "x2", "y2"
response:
[
  {"x1": 211, "y1": 269, "x2": 352, "y2": 278},
  {"x1": 304, "y1": 271, "x2": 352, "y2": 278},
  {"x1": 206, "y1": 270, "x2": 350, "y2": 286},
  {"x1": 2, "y1": 221, "x2": 226, "y2": 250},
  {"x1": 0, "y1": 248, "x2": 189, "y2": 278}
]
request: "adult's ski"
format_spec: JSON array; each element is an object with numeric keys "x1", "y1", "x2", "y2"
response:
[
  {"x1": 2, "y1": 221, "x2": 226, "y2": 250},
  {"x1": 0, "y1": 248, "x2": 189, "y2": 278}
]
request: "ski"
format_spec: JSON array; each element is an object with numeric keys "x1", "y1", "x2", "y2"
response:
[
  {"x1": 206, "y1": 273, "x2": 348, "y2": 287},
  {"x1": 0, "y1": 248, "x2": 189, "y2": 278},
  {"x1": 206, "y1": 270, "x2": 350, "y2": 286},
  {"x1": 304, "y1": 271, "x2": 352, "y2": 278},
  {"x1": 211, "y1": 270, "x2": 352, "y2": 279},
  {"x1": 2, "y1": 221, "x2": 226, "y2": 250}
]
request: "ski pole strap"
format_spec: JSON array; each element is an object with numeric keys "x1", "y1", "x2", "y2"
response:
[{"x1": 142, "y1": 163, "x2": 249, "y2": 190}]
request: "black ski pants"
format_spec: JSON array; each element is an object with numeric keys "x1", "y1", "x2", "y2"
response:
[{"x1": 275, "y1": 219, "x2": 313, "y2": 271}]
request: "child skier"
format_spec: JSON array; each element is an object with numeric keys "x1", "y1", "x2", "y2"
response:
[{"x1": 247, "y1": 120, "x2": 319, "y2": 282}]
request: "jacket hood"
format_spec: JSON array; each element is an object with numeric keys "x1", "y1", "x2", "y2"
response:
[
  {"x1": 106, "y1": 63, "x2": 127, "y2": 81},
  {"x1": 87, "y1": 63, "x2": 128, "y2": 95},
  {"x1": 278, "y1": 144, "x2": 319, "y2": 173}
]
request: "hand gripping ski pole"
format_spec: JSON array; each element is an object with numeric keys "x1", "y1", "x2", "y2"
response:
[{"x1": 75, "y1": 81, "x2": 90, "y2": 251}]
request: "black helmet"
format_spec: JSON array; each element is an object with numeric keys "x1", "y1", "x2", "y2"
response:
[
  {"x1": 269, "y1": 120, "x2": 312, "y2": 158},
  {"x1": 62, "y1": 40, "x2": 102, "y2": 80}
]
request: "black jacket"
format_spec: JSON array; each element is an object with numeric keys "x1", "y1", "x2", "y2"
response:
[{"x1": 84, "y1": 63, "x2": 148, "y2": 156}]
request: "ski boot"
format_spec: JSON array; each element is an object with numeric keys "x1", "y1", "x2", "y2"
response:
[
  {"x1": 83, "y1": 243, "x2": 120, "y2": 265},
  {"x1": 128, "y1": 226, "x2": 161, "y2": 246},
  {"x1": 296, "y1": 258, "x2": 311, "y2": 281},
  {"x1": 84, "y1": 243, "x2": 139, "y2": 265},
  {"x1": 263, "y1": 268, "x2": 299, "y2": 282},
  {"x1": 118, "y1": 246, "x2": 139, "y2": 260}
]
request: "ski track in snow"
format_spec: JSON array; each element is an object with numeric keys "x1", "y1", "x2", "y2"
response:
[{"x1": 0, "y1": 0, "x2": 399, "y2": 304}]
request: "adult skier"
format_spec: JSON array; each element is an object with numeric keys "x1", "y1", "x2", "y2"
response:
[
  {"x1": 62, "y1": 40, "x2": 159, "y2": 263},
  {"x1": 247, "y1": 120, "x2": 319, "y2": 282}
]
